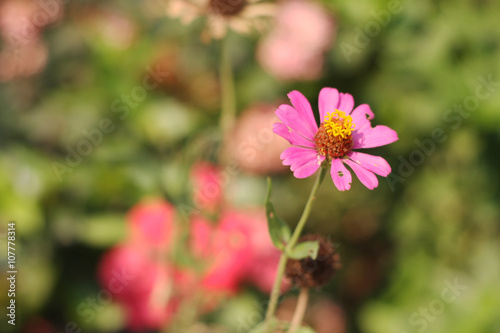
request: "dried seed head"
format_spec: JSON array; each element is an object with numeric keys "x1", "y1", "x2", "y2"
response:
[
  {"x1": 285, "y1": 234, "x2": 341, "y2": 288},
  {"x1": 208, "y1": 0, "x2": 247, "y2": 17}
]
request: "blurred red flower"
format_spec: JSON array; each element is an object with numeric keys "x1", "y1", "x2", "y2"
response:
[
  {"x1": 191, "y1": 208, "x2": 289, "y2": 295},
  {"x1": 98, "y1": 245, "x2": 185, "y2": 330},
  {"x1": 98, "y1": 164, "x2": 288, "y2": 330},
  {"x1": 128, "y1": 198, "x2": 176, "y2": 250},
  {"x1": 191, "y1": 162, "x2": 224, "y2": 213}
]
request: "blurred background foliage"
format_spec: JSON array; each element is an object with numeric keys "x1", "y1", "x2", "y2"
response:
[{"x1": 1, "y1": 0, "x2": 500, "y2": 332}]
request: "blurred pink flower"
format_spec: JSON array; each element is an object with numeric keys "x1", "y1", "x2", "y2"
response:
[
  {"x1": 99, "y1": 191, "x2": 287, "y2": 330},
  {"x1": 0, "y1": 41, "x2": 48, "y2": 81},
  {"x1": 0, "y1": 0, "x2": 39, "y2": 45},
  {"x1": 224, "y1": 103, "x2": 290, "y2": 175},
  {"x1": 191, "y1": 209, "x2": 288, "y2": 295},
  {"x1": 242, "y1": 209, "x2": 290, "y2": 293},
  {"x1": 257, "y1": 0, "x2": 336, "y2": 81},
  {"x1": 127, "y1": 198, "x2": 176, "y2": 250},
  {"x1": 191, "y1": 162, "x2": 224, "y2": 212},
  {"x1": 0, "y1": 0, "x2": 62, "y2": 47},
  {"x1": 0, "y1": 0, "x2": 58, "y2": 81},
  {"x1": 274, "y1": 88, "x2": 398, "y2": 190},
  {"x1": 98, "y1": 245, "x2": 183, "y2": 330},
  {"x1": 190, "y1": 212, "x2": 253, "y2": 294}
]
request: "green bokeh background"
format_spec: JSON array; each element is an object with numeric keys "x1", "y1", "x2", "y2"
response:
[{"x1": 1, "y1": 0, "x2": 500, "y2": 332}]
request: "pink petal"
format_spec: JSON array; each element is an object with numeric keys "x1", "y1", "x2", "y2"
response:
[
  {"x1": 330, "y1": 158, "x2": 352, "y2": 191},
  {"x1": 292, "y1": 156, "x2": 324, "y2": 178},
  {"x1": 280, "y1": 146, "x2": 324, "y2": 179},
  {"x1": 337, "y1": 93, "x2": 355, "y2": 114},
  {"x1": 318, "y1": 87, "x2": 339, "y2": 121},
  {"x1": 350, "y1": 104, "x2": 374, "y2": 132},
  {"x1": 287, "y1": 90, "x2": 318, "y2": 138},
  {"x1": 347, "y1": 151, "x2": 391, "y2": 176},
  {"x1": 352, "y1": 125, "x2": 398, "y2": 149},
  {"x1": 276, "y1": 104, "x2": 316, "y2": 140},
  {"x1": 288, "y1": 152, "x2": 322, "y2": 171},
  {"x1": 273, "y1": 123, "x2": 315, "y2": 148},
  {"x1": 344, "y1": 159, "x2": 379, "y2": 190},
  {"x1": 318, "y1": 89, "x2": 355, "y2": 120},
  {"x1": 281, "y1": 146, "x2": 316, "y2": 165}
]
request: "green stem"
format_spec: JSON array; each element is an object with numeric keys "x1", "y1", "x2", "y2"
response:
[
  {"x1": 264, "y1": 252, "x2": 287, "y2": 327},
  {"x1": 219, "y1": 37, "x2": 236, "y2": 138},
  {"x1": 264, "y1": 166, "x2": 327, "y2": 330},
  {"x1": 286, "y1": 166, "x2": 327, "y2": 253}
]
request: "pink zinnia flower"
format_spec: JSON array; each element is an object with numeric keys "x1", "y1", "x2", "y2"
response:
[{"x1": 273, "y1": 88, "x2": 398, "y2": 191}]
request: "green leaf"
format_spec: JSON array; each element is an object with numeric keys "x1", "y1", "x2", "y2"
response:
[
  {"x1": 287, "y1": 240, "x2": 320, "y2": 260},
  {"x1": 265, "y1": 178, "x2": 291, "y2": 250}
]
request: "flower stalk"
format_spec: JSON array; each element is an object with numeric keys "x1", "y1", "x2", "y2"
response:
[
  {"x1": 219, "y1": 37, "x2": 236, "y2": 138},
  {"x1": 264, "y1": 166, "x2": 327, "y2": 331},
  {"x1": 288, "y1": 288, "x2": 309, "y2": 333}
]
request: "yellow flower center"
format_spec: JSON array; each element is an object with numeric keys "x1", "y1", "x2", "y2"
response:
[
  {"x1": 314, "y1": 110, "x2": 355, "y2": 160},
  {"x1": 323, "y1": 110, "x2": 355, "y2": 139}
]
